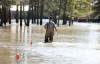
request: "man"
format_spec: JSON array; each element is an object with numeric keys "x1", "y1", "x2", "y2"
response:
[{"x1": 44, "y1": 17, "x2": 57, "y2": 43}]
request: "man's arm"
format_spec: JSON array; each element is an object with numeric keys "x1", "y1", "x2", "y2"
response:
[
  {"x1": 53, "y1": 24, "x2": 57, "y2": 32},
  {"x1": 55, "y1": 26, "x2": 57, "y2": 32},
  {"x1": 52, "y1": 22, "x2": 57, "y2": 32},
  {"x1": 44, "y1": 23, "x2": 47, "y2": 29}
]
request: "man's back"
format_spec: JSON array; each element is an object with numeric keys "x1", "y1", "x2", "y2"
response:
[
  {"x1": 44, "y1": 21, "x2": 56, "y2": 31},
  {"x1": 44, "y1": 19, "x2": 57, "y2": 43}
]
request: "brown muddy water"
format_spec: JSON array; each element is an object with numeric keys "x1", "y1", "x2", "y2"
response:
[{"x1": 0, "y1": 22, "x2": 100, "y2": 64}]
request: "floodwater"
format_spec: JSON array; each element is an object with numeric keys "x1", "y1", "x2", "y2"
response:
[{"x1": 0, "y1": 21, "x2": 100, "y2": 64}]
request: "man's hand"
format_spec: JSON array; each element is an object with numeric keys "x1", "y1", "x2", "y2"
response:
[{"x1": 55, "y1": 28, "x2": 57, "y2": 32}]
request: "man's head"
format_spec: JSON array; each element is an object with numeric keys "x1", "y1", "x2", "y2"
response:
[
  {"x1": 49, "y1": 16, "x2": 52, "y2": 20},
  {"x1": 49, "y1": 17, "x2": 52, "y2": 22}
]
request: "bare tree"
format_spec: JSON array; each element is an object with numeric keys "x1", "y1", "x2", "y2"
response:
[
  {"x1": 20, "y1": 2, "x2": 23, "y2": 26},
  {"x1": 40, "y1": 0, "x2": 44, "y2": 25},
  {"x1": 62, "y1": 0, "x2": 67, "y2": 25},
  {"x1": 16, "y1": 4, "x2": 19, "y2": 23}
]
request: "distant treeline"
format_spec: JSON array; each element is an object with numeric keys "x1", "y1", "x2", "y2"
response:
[{"x1": 78, "y1": 19, "x2": 100, "y2": 23}]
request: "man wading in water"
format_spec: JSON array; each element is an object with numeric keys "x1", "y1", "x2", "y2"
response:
[{"x1": 44, "y1": 17, "x2": 57, "y2": 43}]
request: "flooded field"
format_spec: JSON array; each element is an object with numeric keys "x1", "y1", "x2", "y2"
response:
[{"x1": 0, "y1": 22, "x2": 100, "y2": 64}]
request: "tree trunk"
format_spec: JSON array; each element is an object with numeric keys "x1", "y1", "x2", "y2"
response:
[
  {"x1": 34, "y1": 0, "x2": 37, "y2": 24},
  {"x1": 8, "y1": 8, "x2": 11, "y2": 24},
  {"x1": 32, "y1": 4, "x2": 34, "y2": 24},
  {"x1": 57, "y1": 0, "x2": 61, "y2": 27},
  {"x1": 40, "y1": 0, "x2": 44, "y2": 25},
  {"x1": 26, "y1": 6, "x2": 31, "y2": 26},
  {"x1": 20, "y1": 3, "x2": 22, "y2": 26},
  {"x1": 69, "y1": 18, "x2": 72, "y2": 26},
  {"x1": 0, "y1": 0, "x2": 7, "y2": 26},
  {"x1": 23, "y1": 4, "x2": 27, "y2": 25},
  {"x1": 36, "y1": 0, "x2": 39, "y2": 25},
  {"x1": 16, "y1": 5, "x2": 19, "y2": 23},
  {"x1": 2, "y1": 6, "x2": 7, "y2": 26},
  {"x1": 63, "y1": 0, "x2": 67, "y2": 25},
  {"x1": 0, "y1": 7, "x2": 3, "y2": 26}
]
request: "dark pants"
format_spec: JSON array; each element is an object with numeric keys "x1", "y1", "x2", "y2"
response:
[{"x1": 45, "y1": 32, "x2": 53, "y2": 43}]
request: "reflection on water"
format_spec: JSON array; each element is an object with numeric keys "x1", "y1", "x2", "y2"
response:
[{"x1": 0, "y1": 22, "x2": 100, "y2": 64}]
